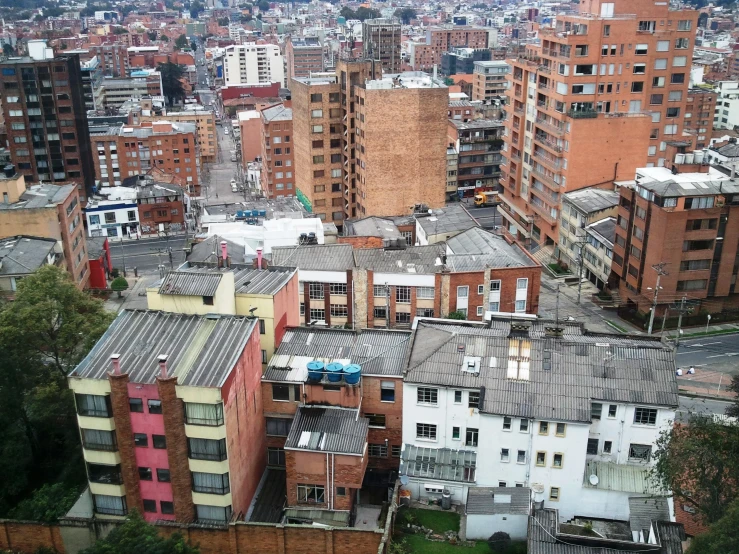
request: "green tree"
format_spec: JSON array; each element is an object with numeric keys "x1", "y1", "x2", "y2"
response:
[
  {"x1": 393, "y1": 7, "x2": 416, "y2": 24},
  {"x1": 161, "y1": 34, "x2": 169, "y2": 42},
  {"x1": 190, "y1": 40, "x2": 198, "y2": 51},
  {"x1": 686, "y1": 498, "x2": 739, "y2": 554},
  {"x1": 111, "y1": 276, "x2": 129, "y2": 298},
  {"x1": 174, "y1": 33, "x2": 189, "y2": 50},
  {"x1": 446, "y1": 311, "x2": 467, "y2": 320},
  {"x1": 725, "y1": 374, "x2": 739, "y2": 418},
  {"x1": 113, "y1": 27, "x2": 129, "y2": 34},
  {"x1": 257, "y1": 0, "x2": 270, "y2": 11},
  {"x1": 9, "y1": 482, "x2": 82, "y2": 523},
  {"x1": 189, "y1": 0, "x2": 204, "y2": 17},
  {"x1": 3, "y1": 43, "x2": 15, "y2": 56},
  {"x1": 217, "y1": 16, "x2": 229, "y2": 26},
  {"x1": 240, "y1": 14, "x2": 252, "y2": 22},
  {"x1": 651, "y1": 416, "x2": 739, "y2": 524},
  {"x1": 157, "y1": 61, "x2": 186, "y2": 105},
  {"x1": 80, "y1": 510, "x2": 200, "y2": 554},
  {"x1": 147, "y1": 30, "x2": 158, "y2": 41}
]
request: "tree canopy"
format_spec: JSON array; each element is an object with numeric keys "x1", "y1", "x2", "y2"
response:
[
  {"x1": 686, "y1": 498, "x2": 739, "y2": 554},
  {"x1": 174, "y1": 33, "x2": 189, "y2": 50},
  {"x1": 217, "y1": 16, "x2": 229, "y2": 26},
  {"x1": 257, "y1": 0, "x2": 270, "y2": 11},
  {"x1": 393, "y1": 7, "x2": 416, "y2": 24},
  {"x1": 157, "y1": 61, "x2": 186, "y2": 105},
  {"x1": 339, "y1": 6, "x2": 380, "y2": 20},
  {"x1": 189, "y1": 0, "x2": 204, "y2": 18},
  {"x1": 80, "y1": 510, "x2": 200, "y2": 554}
]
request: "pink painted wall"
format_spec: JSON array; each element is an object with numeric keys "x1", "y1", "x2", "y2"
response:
[
  {"x1": 273, "y1": 271, "x2": 300, "y2": 348},
  {"x1": 221, "y1": 324, "x2": 267, "y2": 515},
  {"x1": 128, "y1": 382, "x2": 175, "y2": 522}
]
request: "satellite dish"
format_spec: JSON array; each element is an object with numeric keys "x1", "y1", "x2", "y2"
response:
[
  {"x1": 589, "y1": 474, "x2": 600, "y2": 486},
  {"x1": 531, "y1": 483, "x2": 545, "y2": 494},
  {"x1": 400, "y1": 475, "x2": 409, "y2": 486}
]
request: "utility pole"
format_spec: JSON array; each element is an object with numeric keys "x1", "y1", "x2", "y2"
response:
[
  {"x1": 575, "y1": 238, "x2": 588, "y2": 304},
  {"x1": 647, "y1": 262, "x2": 669, "y2": 335},
  {"x1": 675, "y1": 296, "x2": 687, "y2": 346},
  {"x1": 555, "y1": 282, "x2": 560, "y2": 324},
  {"x1": 385, "y1": 283, "x2": 390, "y2": 329},
  {"x1": 119, "y1": 237, "x2": 127, "y2": 277}
]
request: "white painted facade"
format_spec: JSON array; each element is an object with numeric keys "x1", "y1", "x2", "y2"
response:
[
  {"x1": 401, "y1": 381, "x2": 675, "y2": 522},
  {"x1": 223, "y1": 43, "x2": 284, "y2": 87},
  {"x1": 714, "y1": 81, "x2": 739, "y2": 130},
  {"x1": 466, "y1": 513, "x2": 527, "y2": 541},
  {"x1": 85, "y1": 187, "x2": 140, "y2": 238}
]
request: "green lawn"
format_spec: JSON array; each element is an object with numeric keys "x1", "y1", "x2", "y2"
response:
[
  {"x1": 397, "y1": 508, "x2": 460, "y2": 533},
  {"x1": 400, "y1": 535, "x2": 490, "y2": 553}
]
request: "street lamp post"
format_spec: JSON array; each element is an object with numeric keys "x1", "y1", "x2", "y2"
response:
[
  {"x1": 706, "y1": 314, "x2": 711, "y2": 334},
  {"x1": 119, "y1": 237, "x2": 127, "y2": 277}
]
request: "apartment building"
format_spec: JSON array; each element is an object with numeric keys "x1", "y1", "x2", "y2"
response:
[
  {"x1": 400, "y1": 317, "x2": 678, "y2": 522},
  {"x1": 712, "y1": 81, "x2": 739, "y2": 130},
  {"x1": 84, "y1": 187, "x2": 139, "y2": 238},
  {"x1": 471, "y1": 60, "x2": 509, "y2": 102},
  {"x1": 285, "y1": 37, "x2": 323, "y2": 85},
  {"x1": 135, "y1": 181, "x2": 186, "y2": 235},
  {"x1": 260, "y1": 104, "x2": 295, "y2": 199},
  {"x1": 68, "y1": 310, "x2": 266, "y2": 523},
  {"x1": 292, "y1": 60, "x2": 448, "y2": 225},
  {"x1": 559, "y1": 188, "x2": 620, "y2": 289},
  {"x1": 89, "y1": 121, "x2": 200, "y2": 194},
  {"x1": 0, "y1": 236, "x2": 62, "y2": 294},
  {"x1": 447, "y1": 119, "x2": 505, "y2": 197},
  {"x1": 362, "y1": 19, "x2": 402, "y2": 74},
  {"x1": 90, "y1": 44, "x2": 129, "y2": 77},
  {"x1": 146, "y1": 258, "x2": 300, "y2": 365},
  {"x1": 684, "y1": 88, "x2": 717, "y2": 149},
  {"x1": 261, "y1": 327, "x2": 410, "y2": 522},
  {"x1": 99, "y1": 75, "x2": 163, "y2": 110},
  {"x1": 76, "y1": 54, "x2": 103, "y2": 111},
  {"x1": 223, "y1": 43, "x2": 284, "y2": 87},
  {"x1": 0, "y1": 172, "x2": 89, "y2": 288},
  {"x1": 410, "y1": 26, "x2": 492, "y2": 71},
  {"x1": 612, "y1": 166, "x2": 739, "y2": 314},
  {"x1": 442, "y1": 48, "x2": 491, "y2": 77},
  {"x1": 0, "y1": 51, "x2": 96, "y2": 200},
  {"x1": 500, "y1": 0, "x2": 698, "y2": 252}
]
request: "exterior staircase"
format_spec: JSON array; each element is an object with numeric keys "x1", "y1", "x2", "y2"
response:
[{"x1": 530, "y1": 244, "x2": 556, "y2": 267}]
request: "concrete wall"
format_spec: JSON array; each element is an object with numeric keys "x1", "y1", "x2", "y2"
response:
[{"x1": 465, "y1": 513, "x2": 528, "y2": 541}]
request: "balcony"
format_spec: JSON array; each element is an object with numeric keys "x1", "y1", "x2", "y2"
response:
[
  {"x1": 533, "y1": 150, "x2": 563, "y2": 170},
  {"x1": 534, "y1": 133, "x2": 563, "y2": 153},
  {"x1": 568, "y1": 109, "x2": 598, "y2": 119},
  {"x1": 535, "y1": 117, "x2": 565, "y2": 136},
  {"x1": 531, "y1": 166, "x2": 562, "y2": 192}
]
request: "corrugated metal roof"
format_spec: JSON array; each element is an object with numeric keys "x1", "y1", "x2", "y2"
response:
[
  {"x1": 271, "y1": 244, "x2": 354, "y2": 271},
  {"x1": 399, "y1": 444, "x2": 477, "y2": 482},
  {"x1": 234, "y1": 267, "x2": 296, "y2": 295},
  {"x1": 72, "y1": 310, "x2": 257, "y2": 387},
  {"x1": 248, "y1": 469, "x2": 286, "y2": 524},
  {"x1": 446, "y1": 228, "x2": 537, "y2": 268},
  {"x1": 284, "y1": 406, "x2": 368, "y2": 455},
  {"x1": 584, "y1": 461, "x2": 665, "y2": 495},
  {"x1": 158, "y1": 271, "x2": 223, "y2": 296},
  {"x1": 466, "y1": 487, "x2": 531, "y2": 515},
  {"x1": 353, "y1": 244, "x2": 445, "y2": 274},
  {"x1": 264, "y1": 327, "x2": 411, "y2": 380},
  {"x1": 344, "y1": 217, "x2": 402, "y2": 239},
  {"x1": 405, "y1": 320, "x2": 678, "y2": 423},
  {"x1": 655, "y1": 522, "x2": 686, "y2": 554},
  {"x1": 415, "y1": 204, "x2": 478, "y2": 235},
  {"x1": 563, "y1": 188, "x2": 620, "y2": 215},
  {"x1": 629, "y1": 497, "x2": 670, "y2": 535},
  {"x1": 0, "y1": 236, "x2": 57, "y2": 275}
]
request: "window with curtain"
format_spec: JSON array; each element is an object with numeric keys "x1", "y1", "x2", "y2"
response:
[
  {"x1": 184, "y1": 402, "x2": 224, "y2": 426},
  {"x1": 192, "y1": 472, "x2": 230, "y2": 494},
  {"x1": 81, "y1": 429, "x2": 117, "y2": 451},
  {"x1": 93, "y1": 494, "x2": 127, "y2": 516},
  {"x1": 187, "y1": 438, "x2": 227, "y2": 461},
  {"x1": 195, "y1": 504, "x2": 232, "y2": 523},
  {"x1": 75, "y1": 394, "x2": 111, "y2": 417}
]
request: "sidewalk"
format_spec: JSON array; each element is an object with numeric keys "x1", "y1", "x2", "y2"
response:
[{"x1": 103, "y1": 273, "x2": 160, "y2": 313}]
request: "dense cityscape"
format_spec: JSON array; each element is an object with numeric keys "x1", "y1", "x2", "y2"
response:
[{"x1": 0, "y1": 0, "x2": 737, "y2": 553}]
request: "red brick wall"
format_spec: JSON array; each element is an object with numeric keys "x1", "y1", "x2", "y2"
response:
[
  {"x1": 108, "y1": 372, "x2": 143, "y2": 514},
  {"x1": 338, "y1": 236, "x2": 385, "y2": 249},
  {"x1": 361, "y1": 376, "x2": 402, "y2": 470},
  {"x1": 285, "y1": 451, "x2": 367, "y2": 510},
  {"x1": 448, "y1": 265, "x2": 541, "y2": 318},
  {"x1": 0, "y1": 521, "x2": 64, "y2": 552}
]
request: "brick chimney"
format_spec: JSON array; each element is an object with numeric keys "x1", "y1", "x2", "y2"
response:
[
  {"x1": 110, "y1": 353, "x2": 122, "y2": 375},
  {"x1": 158, "y1": 354, "x2": 169, "y2": 378}
]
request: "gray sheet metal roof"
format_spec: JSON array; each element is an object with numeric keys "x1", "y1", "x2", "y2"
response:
[
  {"x1": 629, "y1": 497, "x2": 670, "y2": 535},
  {"x1": 445, "y1": 253, "x2": 536, "y2": 272},
  {"x1": 0, "y1": 183, "x2": 75, "y2": 211},
  {"x1": 284, "y1": 406, "x2": 368, "y2": 455},
  {"x1": 655, "y1": 522, "x2": 686, "y2": 554},
  {"x1": 264, "y1": 327, "x2": 411, "y2": 380},
  {"x1": 189, "y1": 236, "x2": 247, "y2": 264},
  {"x1": 261, "y1": 104, "x2": 292, "y2": 122},
  {"x1": 72, "y1": 310, "x2": 257, "y2": 387},
  {"x1": 353, "y1": 244, "x2": 445, "y2": 274},
  {"x1": 344, "y1": 217, "x2": 402, "y2": 239},
  {"x1": 637, "y1": 178, "x2": 739, "y2": 198},
  {"x1": 466, "y1": 487, "x2": 531, "y2": 515},
  {"x1": 158, "y1": 271, "x2": 223, "y2": 296},
  {"x1": 234, "y1": 266, "x2": 296, "y2": 295},
  {"x1": 248, "y1": 469, "x2": 286, "y2": 524},
  {"x1": 0, "y1": 236, "x2": 57, "y2": 276},
  {"x1": 584, "y1": 461, "x2": 665, "y2": 495},
  {"x1": 416, "y1": 204, "x2": 478, "y2": 235},
  {"x1": 271, "y1": 244, "x2": 354, "y2": 271},
  {"x1": 399, "y1": 444, "x2": 477, "y2": 482},
  {"x1": 405, "y1": 320, "x2": 678, "y2": 423},
  {"x1": 563, "y1": 188, "x2": 620, "y2": 215},
  {"x1": 587, "y1": 218, "x2": 616, "y2": 246}
]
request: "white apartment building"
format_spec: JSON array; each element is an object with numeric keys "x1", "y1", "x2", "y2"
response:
[
  {"x1": 223, "y1": 43, "x2": 284, "y2": 87},
  {"x1": 714, "y1": 81, "x2": 739, "y2": 130},
  {"x1": 84, "y1": 187, "x2": 139, "y2": 238},
  {"x1": 400, "y1": 317, "x2": 677, "y2": 522}
]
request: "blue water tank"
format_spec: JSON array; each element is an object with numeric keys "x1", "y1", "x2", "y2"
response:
[
  {"x1": 326, "y1": 362, "x2": 344, "y2": 383},
  {"x1": 344, "y1": 364, "x2": 361, "y2": 385},
  {"x1": 236, "y1": 210, "x2": 245, "y2": 220},
  {"x1": 258, "y1": 209, "x2": 267, "y2": 217},
  {"x1": 307, "y1": 360, "x2": 324, "y2": 381}
]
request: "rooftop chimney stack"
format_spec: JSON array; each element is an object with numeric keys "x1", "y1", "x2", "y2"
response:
[
  {"x1": 257, "y1": 247, "x2": 263, "y2": 270},
  {"x1": 220, "y1": 241, "x2": 228, "y2": 268},
  {"x1": 110, "y1": 353, "x2": 121, "y2": 375},
  {"x1": 158, "y1": 354, "x2": 169, "y2": 379}
]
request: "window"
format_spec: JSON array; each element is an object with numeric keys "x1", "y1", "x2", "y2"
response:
[
  {"x1": 673, "y1": 56, "x2": 687, "y2": 67},
  {"x1": 670, "y1": 73, "x2": 685, "y2": 84},
  {"x1": 549, "y1": 487, "x2": 560, "y2": 501},
  {"x1": 634, "y1": 407, "x2": 658, "y2": 425},
  {"x1": 631, "y1": 81, "x2": 644, "y2": 93},
  {"x1": 368, "y1": 443, "x2": 388, "y2": 457},
  {"x1": 146, "y1": 399, "x2": 161, "y2": 414},
  {"x1": 374, "y1": 306, "x2": 387, "y2": 320},
  {"x1": 157, "y1": 469, "x2": 170, "y2": 482},
  {"x1": 466, "y1": 428, "x2": 479, "y2": 447},
  {"x1": 457, "y1": 286, "x2": 469, "y2": 299},
  {"x1": 373, "y1": 285, "x2": 386, "y2": 298},
  {"x1": 469, "y1": 392, "x2": 480, "y2": 409},
  {"x1": 129, "y1": 398, "x2": 144, "y2": 413},
  {"x1": 268, "y1": 447, "x2": 285, "y2": 466},
  {"x1": 452, "y1": 426, "x2": 460, "y2": 440},
  {"x1": 81, "y1": 429, "x2": 117, "y2": 452},
  {"x1": 193, "y1": 472, "x2": 230, "y2": 494},
  {"x1": 604, "y1": 441, "x2": 613, "y2": 453},
  {"x1": 134, "y1": 433, "x2": 148, "y2": 447},
  {"x1": 417, "y1": 286, "x2": 435, "y2": 299},
  {"x1": 330, "y1": 304, "x2": 348, "y2": 317},
  {"x1": 366, "y1": 413, "x2": 386, "y2": 428},
  {"x1": 536, "y1": 452, "x2": 546, "y2": 466},
  {"x1": 501, "y1": 448, "x2": 510, "y2": 462},
  {"x1": 195, "y1": 505, "x2": 231, "y2": 523},
  {"x1": 675, "y1": 38, "x2": 689, "y2": 49},
  {"x1": 396, "y1": 312, "x2": 411, "y2": 325},
  {"x1": 517, "y1": 450, "x2": 526, "y2": 464},
  {"x1": 312, "y1": 155, "x2": 324, "y2": 164},
  {"x1": 515, "y1": 300, "x2": 526, "y2": 313},
  {"x1": 669, "y1": 90, "x2": 683, "y2": 102},
  {"x1": 308, "y1": 282, "x2": 324, "y2": 299},
  {"x1": 139, "y1": 467, "x2": 152, "y2": 481},
  {"x1": 381, "y1": 380, "x2": 395, "y2": 402},
  {"x1": 539, "y1": 421, "x2": 549, "y2": 435},
  {"x1": 629, "y1": 444, "x2": 652, "y2": 462},
  {"x1": 396, "y1": 286, "x2": 411, "y2": 303},
  {"x1": 477, "y1": 284, "x2": 484, "y2": 295},
  {"x1": 592, "y1": 402, "x2": 603, "y2": 420},
  {"x1": 161, "y1": 501, "x2": 174, "y2": 515},
  {"x1": 297, "y1": 484, "x2": 325, "y2": 504},
  {"x1": 608, "y1": 405, "x2": 617, "y2": 418},
  {"x1": 635, "y1": 44, "x2": 648, "y2": 55},
  {"x1": 680, "y1": 259, "x2": 711, "y2": 271},
  {"x1": 311, "y1": 125, "x2": 323, "y2": 133},
  {"x1": 683, "y1": 240, "x2": 714, "y2": 252},
  {"x1": 417, "y1": 387, "x2": 438, "y2": 405},
  {"x1": 203, "y1": 296, "x2": 214, "y2": 306},
  {"x1": 650, "y1": 94, "x2": 663, "y2": 105},
  {"x1": 188, "y1": 438, "x2": 228, "y2": 461},
  {"x1": 266, "y1": 417, "x2": 292, "y2": 437},
  {"x1": 272, "y1": 383, "x2": 290, "y2": 401},
  {"x1": 454, "y1": 390, "x2": 463, "y2": 403},
  {"x1": 677, "y1": 19, "x2": 691, "y2": 30},
  {"x1": 555, "y1": 423, "x2": 566, "y2": 437},
  {"x1": 153, "y1": 435, "x2": 166, "y2": 449},
  {"x1": 587, "y1": 439, "x2": 599, "y2": 455},
  {"x1": 311, "y1": 109, "x2": 323, "y2": 118},
  {"x1": 184, "y1": 403, "x2": 224, "y2": 426},
  {"x1": 520, "y1": 419, "x2": 529, "y2": 432},
  {"x1": 329, "y1": 283, "x2": 347, "y2": 295},
  {"x1": 87, "y1": 463, "x2": 122, "y2": 485},
  {"x1": 310, "y1": 93, "x2": 322, "y2": 102},
  {"x1": 553, "y1": 453, "x2": 563, "y2": 468},
  {"x1": 503, "y1": 417, "x2": 512, "y2": 430},
  {"x1": 143, "y1": 499, "x2": 157, "y2": 513},
  {"x1": 94, "y1": 495, "x2": 127, "y2": 516},
  {"x1": 416, "y1": 423, "x2": 437, "y2": 440}
]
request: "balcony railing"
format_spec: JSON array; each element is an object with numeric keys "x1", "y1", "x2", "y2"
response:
[
  {"x1": 568, "y1": 109, "x2": 598, "y2": 119},
  {"x1": 535, "y1": 117, "x2": 565, "y2": 136},
  {"x1": 534, "y1": 133, "x2": 563, "y2": 153}
]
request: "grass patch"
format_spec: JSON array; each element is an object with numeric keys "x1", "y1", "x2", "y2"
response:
[
  {"x1": 605, "y1": 320, "x2": 628, "y2": 334},
  {"x1": 397, "y1": 535, "x2": 527, "y2": 553},
  {"x1": 547, "y1": 263, "x2": 571, "y2": 276},
  {"x1": 397, "y1": 508, "x2": 460, "y2": 533}
]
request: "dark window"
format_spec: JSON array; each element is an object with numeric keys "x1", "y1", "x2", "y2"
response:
[
  {"x1": 184, "y1": 402, "x2": 224, "y2": 426},
  {"x1": 310, "y1": 93, "x2": 322, "y2": 102},
  {"x1": 139, "y1": 467, "x2": 152, "y2": 480},
  {"x1": 380, "y1": 381, "x2": 395, "y2": 402},
  {"x1": 591, "y1": 403, "x2": 602, "y2": 420},
  {"x1": 671, "y1": 73, "x2": 685, "y2": 84},
  {"x1": 366, "y1": 413, "x2": 386, "y2": 427},
  {"x1": 192, "y1": 471, "x2": 230, "y2": 495},
  {"x1": 604, "y1": 441, "x2": 612, "y2": 453},
  {"x1": 76, "y1": 394, "x2": 111, "y2": 417},
  {"x1": 203, "y1": 295, "x2": 214, "y2": 305},
  {"x1": 87, "y1": 463, "x2": 122, "y2": 484},
  {"x1": 266, "y1": 417, "x2": 292, "y2": 436},
  {"x1": 143, "y1": 499, "x2": 157, "y2": 513},
  {"x1": 466, "y1": 428, "x2": 479, "y2": 447},
  {"x1": 586, "y1": 439, "x2": 599, "y2": 455},
  {"x1": 259, "y1": 319, "x2": 266, "y2": 334},
  {"x1": 469, "y1": 392, "x2": 480, "y2": 409},
  {"x1": 161, "y1": 501, "x2": 174, "y2": 514},
  {"x1": 272, "y1": 383, "x2": 290, "y2": 401},
  {"x1": 634, "y1": 407, "x2": 658, "y2": 425},
  {"x1": 82, "y1": 429, "x2": 117, "y2": 452},
  {"x1": 188, "y1": 437, "x2": 227, "y2": 461},
  {"x1": 157, "y1": 469, "x2": 171, "y2": 482},
  {"x1": 134, "y1": 433, "x2": 148, "y2": 447},
  {"x1": 267, "y1": 447, "x2": 285, "y2": 466},
  {"x1": 336, "y1": 486, "x2": 346, "y2": 495},
  {"x1": 153, "y1": 435, "x2": 166, "y2": 449},
  {"x1": 147, "y1": 399, "x2": 162, "y2": 414}
]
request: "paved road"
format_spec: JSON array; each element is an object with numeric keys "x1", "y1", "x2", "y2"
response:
[
  {"x1": 109, "y1": 235, "x2": 187, "y2": 273},
  {"x1": 676, "y1": 395, "x2": 732, "y2": 423},
  {"x1": 469, "y1": 204, "x2": 501, "y2": 229},
  {"x1": 675, "y1": 333, "x2": 739, "y2": 374}
]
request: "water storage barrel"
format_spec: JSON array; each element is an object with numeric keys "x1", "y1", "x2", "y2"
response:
[
  {"x1": 344, "y1": 364, "x2": 361, "y2": 385},
  {"x1": 307, "y1": 361, "x2": 324, "y2": 381},
  {"x1": 326, "y1": 362, "x2": 344, "y2": 383}
]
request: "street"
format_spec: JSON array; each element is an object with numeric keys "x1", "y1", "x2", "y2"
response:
[
  {"x1": 109, "y1": 235, "x2": 187, "y2": 273},
  {"x1": 469, "y1": 204, "x2": 501, "y2": 229},
  {"x1": 676, "y1": 395, "x2": 733, "y2": 423},
  {"x1": 675, "y1": 333, "x2": 739, "y2": 374}
]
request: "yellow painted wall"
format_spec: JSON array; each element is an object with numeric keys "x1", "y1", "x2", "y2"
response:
[
  {"x1": 146, "y1": 272, "x2": 236, "y2": 315},
  {"x1": 236, "y1": 294, "x2": 276, "y2": 364}
]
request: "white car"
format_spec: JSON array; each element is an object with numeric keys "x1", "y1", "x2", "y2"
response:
[
  {"x1": 231, "y1": 184, "x2": 239, "y2": 192},
  {"x1": 224, "y1": 129, "x2": 229, "y2": 135}
]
